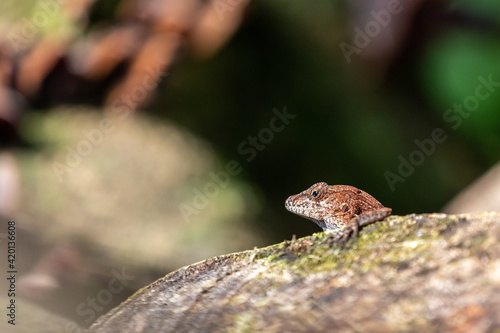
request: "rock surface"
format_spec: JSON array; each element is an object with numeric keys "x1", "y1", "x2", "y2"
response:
[{"x1": 88, "y1": 212, "x2": 500, "y2": 333}]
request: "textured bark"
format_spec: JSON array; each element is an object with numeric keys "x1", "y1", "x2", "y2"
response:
[{"x1": 88, "y1": 212, "x2": 500, "y2": 333}]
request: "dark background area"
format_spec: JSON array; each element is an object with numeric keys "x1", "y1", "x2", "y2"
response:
[{"x1": 151, "y1": 0, "x2": 500, "y2": 237}]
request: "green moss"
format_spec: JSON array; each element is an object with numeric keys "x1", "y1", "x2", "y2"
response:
[{"x1": 247, "y1": 214, "x2": 469, "y2": 278}]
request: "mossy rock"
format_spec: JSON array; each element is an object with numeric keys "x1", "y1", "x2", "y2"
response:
[{"x1": 88, "y1": 212, "x2": 500, "y2": 332}]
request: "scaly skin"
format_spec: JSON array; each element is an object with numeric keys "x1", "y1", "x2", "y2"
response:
[{"x1": 285, "y1": 182, "x2": 391, "y2": 237}]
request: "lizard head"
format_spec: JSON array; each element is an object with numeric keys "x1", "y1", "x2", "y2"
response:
[
  {"x1": 285, "y1": 182, "x2": 334, "y2": 230},
  {"x1": 286, "y1": 182, "x2": 389, "y2": 231}
]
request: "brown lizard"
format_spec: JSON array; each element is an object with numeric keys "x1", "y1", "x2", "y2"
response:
[{"x1": 285, "y1": 182, "x2": 391, "y2": 237}]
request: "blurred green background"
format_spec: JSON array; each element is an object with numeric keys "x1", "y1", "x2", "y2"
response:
[{"x1": 1, "y1": 0, "x2": 500, "y2": 327}]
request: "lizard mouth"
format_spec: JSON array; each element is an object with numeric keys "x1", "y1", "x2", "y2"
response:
[
  {"x1": 285, "y1": 197, "x2": 305, "y2": 215},
  {"x1": 284, "y1": 196, "x2": 296, "y2": 211}
]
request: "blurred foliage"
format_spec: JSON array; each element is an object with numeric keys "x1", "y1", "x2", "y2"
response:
[
  {"x1": 17, "y1": 108, "x2": 263, "y2": 270},
  {"x1": 420, "y1": 30, "x2": 500, "y2": 158},
  {"x1": 452, "y1": 0, "x2": 500, "y2": 22},
  {"x1": 0, "y1": 0, "x2": 81, "y2": 40}
]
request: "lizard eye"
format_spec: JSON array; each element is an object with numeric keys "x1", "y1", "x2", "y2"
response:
[{"x1": 311, "y1": 190, "x2": 319, "y2": 197}]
